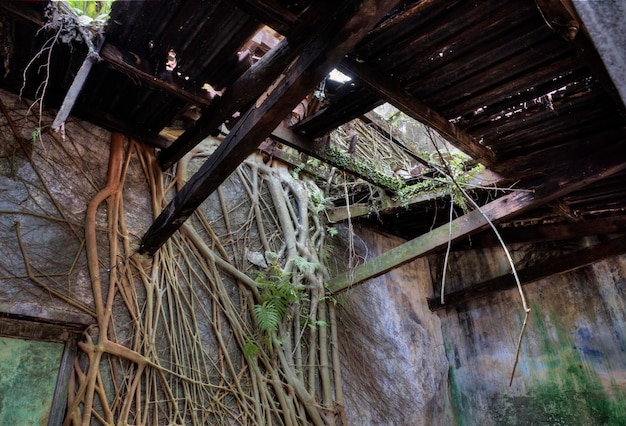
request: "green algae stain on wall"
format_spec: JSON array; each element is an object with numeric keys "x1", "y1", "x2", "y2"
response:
[
  {"x1": 0, "y1": 336, "x2": 64, "y2": 425},
  {"x1": 491, "y1": 309, "x2": 626, "y2": 425},
  {"x1": 447, "y1": 365, "x2": 466, "y2": 426}
]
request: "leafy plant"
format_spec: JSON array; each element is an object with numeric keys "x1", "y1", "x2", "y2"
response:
[
  {"x1": 243, "y1": 335, "x2": 259, "y2": 359},
  {"x1": 291, "y1": 162, "x2": 306, "y2": 179},
  {"x1": 252, "y1": 259, "x2": 307, "y2": 345},
  {"x1": 310, "y1": 191, "x2": 331, "y2": 214},
  {"x1": 59, "y1": 0, "x2": 113, "y2": 27},
  {"x1": 324, "y1": 146, "x2": 406, "y2": 192}
]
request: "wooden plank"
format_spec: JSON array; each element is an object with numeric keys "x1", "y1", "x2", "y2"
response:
[
  {"x1": 327, "y1": 155, "x2": 626, "y2": 294},
  {"x1": 139, "y1": 0, "x2": 402, "y2": 255},
  {"x1": 341, "y1": 57, "x2": 498, "y2": 166},
  {"x1": 291, "y1": 83, "x2": 383, "y2": 138},
  {"x1": 357, "y1": 0, "x2": 460, "y2": 56},
  {"x1": 48, "y1": 338, "x2": 78, "y2": 426},
  {"x1": 236, "y1": 0, "x2": 298, "y2": 34},
  {"x1": 328, "y1": 190, "x2": 536, "y2": 293},
  {"x1": 428, "y1": 233, "x2": 626, "y2": 311},
  {"x1": 66, "y1": 103, "x2": 172, "y2": 149}
]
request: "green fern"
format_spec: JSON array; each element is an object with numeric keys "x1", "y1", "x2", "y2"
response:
[
  {"x1": 293, "y1": 256, "x2": 318, "y2": 274},
  {"x1": 252, "y1": 257, "x2": 311, "y2": 350}
]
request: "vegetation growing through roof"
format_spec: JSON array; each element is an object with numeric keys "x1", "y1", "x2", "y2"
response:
[
  {"x1": 57, "y1": 0, "x2": 113, "y2": 29},
  {"x1": 21, "y1": 1, "x2": 111, "y2": 141}
]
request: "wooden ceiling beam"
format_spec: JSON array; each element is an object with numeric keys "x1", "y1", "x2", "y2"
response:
[
  {"x1": 139, "y1": 0, "x2": 402, "y2": 256},
  {"x1": 235, "y1": 0, "x2": 298, "y2": 35},
  {"x1": 99, "y1": 43, "x2": 212, "y2": 107},
  {"x1": 158, "y1": 0, "x2": 347, "y2": 171},
  {"x1": 454, "y1": 215, "x2": 626, "y2": 249},
  {"x1": 326, "y1": 153, "x2": 626, "y2": 294},
  {"x1": 291, "y1": 83, "x2": 383, "y2": 138},
  {"x1": 428, "y1": 233, "x2": 626, "y2": 311},
  {"x1": 340, "y1": 56, "x2": 498, "y2": 167}
]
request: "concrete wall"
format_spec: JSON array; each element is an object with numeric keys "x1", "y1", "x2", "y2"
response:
[
  {"x1": 333, "y1": 223, "x2": 453, "y2": 425},
  {"x1": 435, "y1": 243, "x2": 626, "y2": 425}
]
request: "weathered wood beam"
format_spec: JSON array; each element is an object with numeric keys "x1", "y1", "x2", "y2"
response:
[
  {"x1": 428, "y1": 233, "x2": 626, "y2": 311},
  {"x1": 67, "y1": 104, "x2": 172, "y2": 149},
  {"x1": 455, "y1": 215, "x2": 626, "y2": 249},
  {"x1": 291, "y1": 83, "x2": 383, "y2": 137},
  {"x1": 0, "y1": 2, "x2": 45, "y2": 26},
  {"x1": 326, "y1": 190, "x2": 447, "y2": 223},
  {"x1": 158, "y1": 0, "x2": 344, "y2": 171},
  {"x1": 341, "y1": 56, "x2": 497, "y2": 166},
  {"x1": 139, "y1": 0, "x2": 401, "y2": 255},
  {"x1": 326, "y1": 154, "x2": 626, "y2": 294},
  {"x1": 52, "y1": 35, "x2": 105, "y2": 131},
  {"x1": 259, "y1": 143, "x2": 331, "y2": 182},
  {"x1": 99, "y1": 43, "x2": 211, "y2": 107}
]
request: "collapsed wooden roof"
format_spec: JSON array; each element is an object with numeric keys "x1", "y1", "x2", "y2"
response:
[{"x1": 1, "y1": 1, "x2": 625, "y2": 306}]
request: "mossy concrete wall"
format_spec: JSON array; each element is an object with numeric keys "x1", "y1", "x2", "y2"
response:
[{"x1": 435, "y1": 244, "x2": 626, "y2": 425}]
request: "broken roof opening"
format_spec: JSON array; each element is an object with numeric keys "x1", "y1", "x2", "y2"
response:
[
  {"x1": 242, "y1": 25, "x2": 284, "y2": 64},
  {"x1": 328, "y1": 68, "x2": 351, "y2": 83}
]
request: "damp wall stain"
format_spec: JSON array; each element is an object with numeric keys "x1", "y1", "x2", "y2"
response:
[{"x1": 438, "y1": 246, "x2": 626, "y2": 425}]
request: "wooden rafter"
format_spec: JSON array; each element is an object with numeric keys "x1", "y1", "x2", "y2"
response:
[
  {"x1": 235, "y1": 0, "x2": 298, "y2": 35},
  {"x1": 326, "y1": 154, "x2": 626, "y2": 294},
  {"x1": 269, "y1": 126, "x2": 401, "y2": 192},
  {"x1": 139, "y1": 0, "x2": 402, "y2": 255},
  {"x1": 340, "y1": 56, "x2": 498, "y2": 166},
  {"x1": 292, "y1": 82, "x2": 382, "y2": 137},
  {"x1": 428, "y1": 233, "x2": 626, "y2": 311},
  {"x1": 100, "y1": 43, "x2": 212, "y2": 107}
]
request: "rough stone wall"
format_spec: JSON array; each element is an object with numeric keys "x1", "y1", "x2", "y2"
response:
[
  {"x1": 333, "y1": 223, "x2": 452, "y2": 426},
  {"x1": 435, "y1": 243, "x2": 626, "y2": 425},
  {"x1": 0, "y1": 89, "x2": 154, "y2": 326}
]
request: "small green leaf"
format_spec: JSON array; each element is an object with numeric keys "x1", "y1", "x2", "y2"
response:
[
  {"x1": 243, "y1": 336, "x2": 259, "y2": 359},
  {"x1": 31, "y1": 128, "x2": 40, "y2": 143}
]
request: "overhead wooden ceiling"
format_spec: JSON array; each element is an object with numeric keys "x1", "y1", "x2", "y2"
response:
[{"x1": 1, "y1": 1, "x2": 625, "y2": 298}]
